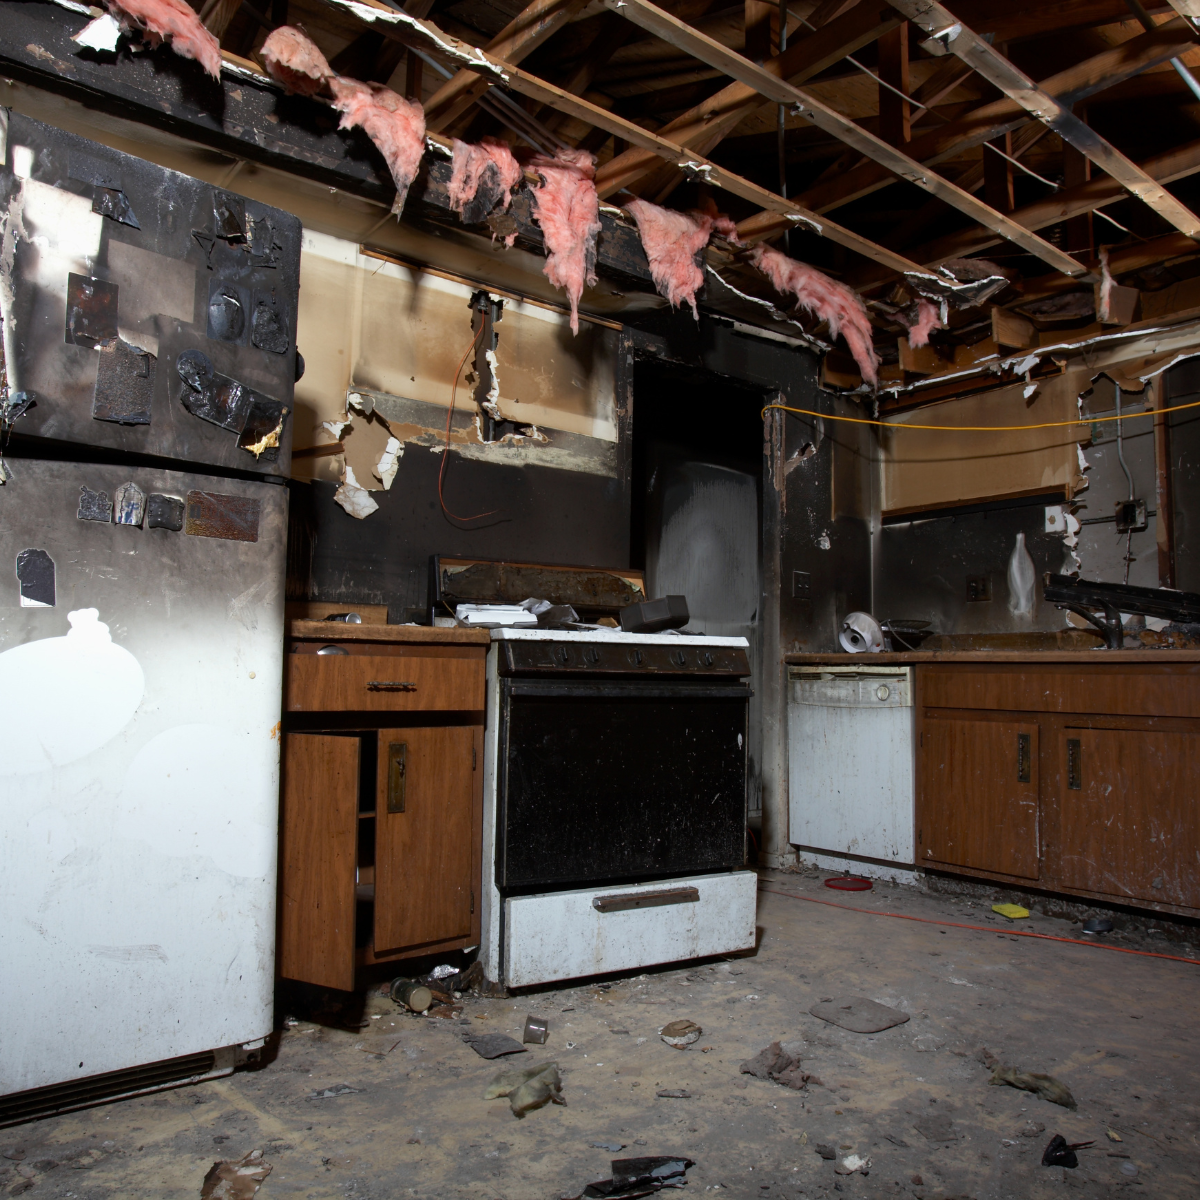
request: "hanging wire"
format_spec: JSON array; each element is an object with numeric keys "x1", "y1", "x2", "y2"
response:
[
  {"x1": 438, "y1": 321, "x2": 498, "y2": 524},
  {"x1": 1113, "y1": 380, "x2": 1138, "y2": 584},
  {"x1": 760, "y1": 397, "x2": 1199, "y2": 432}
]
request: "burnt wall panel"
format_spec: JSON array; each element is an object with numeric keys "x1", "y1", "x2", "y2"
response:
[{"x1": 289, "y1": 451, "x2": 628, "y2": 617}]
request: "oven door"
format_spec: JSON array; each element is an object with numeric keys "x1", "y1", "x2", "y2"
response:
[{"x1": 497, "y1": 679, "x2": 749, "y2": 891}]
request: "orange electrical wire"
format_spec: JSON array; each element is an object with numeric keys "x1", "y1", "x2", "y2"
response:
[
  {"x1": 758, "y1": 883, "x2": 1200, "y2": 967},
  {"x1": 438, "y1": 321, "x2": 498, "y2": 524}
]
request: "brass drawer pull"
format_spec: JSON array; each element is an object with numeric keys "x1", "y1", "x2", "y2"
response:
[{"x1": 367, "y1": 680, "x2": 417, "y2": 692}]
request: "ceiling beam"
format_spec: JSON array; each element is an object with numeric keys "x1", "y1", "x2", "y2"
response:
[
  {"x1": 423, "y1": 0, "x2": 590, "y2": 133},
  {"x1": 888, "y1": 0, "x2": 1200, "y2": 239},
  {"x1": 592, "y1": 1, "x2": 901, "y2": 197},
  {"x1": 1163, "y1": 1, "x2": 1200, "y2": 33},
  {"x1": 851, "y1": 138, "x2": 1200, "y2": 290},
  {"x1": 735, "y1": 16, "x2": 1198, "y2": 240},
  {"x1": 316, "y1": 0, "x2": 924, "y2": 274},
  {"x1": 602, "y1": 0, "x2": 1085, "y2": 274}
]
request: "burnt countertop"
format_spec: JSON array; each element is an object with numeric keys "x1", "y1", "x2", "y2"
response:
[{"x1": 288, "y1": 621, "x2": 491, "y2": 645}]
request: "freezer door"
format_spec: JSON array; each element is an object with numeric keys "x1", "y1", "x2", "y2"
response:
[
  {"x1": 0, "y1": 113, "x2": 300, "y2": 476},
  {"x1": 0, "y1": 459, "x2": 286, "y2": 1095}
]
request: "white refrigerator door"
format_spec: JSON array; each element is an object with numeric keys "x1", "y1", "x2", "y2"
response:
[{"x1": 0, "y1": 460, "x2": 286, "y2": 1095}]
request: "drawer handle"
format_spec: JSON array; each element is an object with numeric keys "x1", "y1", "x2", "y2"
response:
[
  {"x1": 1067, "y1": 738, "x2": 1082, "y2": 790},
  {"x1": 1017, "y1": 732, "x2": 1031, "y2": 783},
  {"x1": 367, "y1": 680, "x2": 417, "y2": 692},
  {"x1": 592, "y1": 886, "x2": 700, "y2": 913}
]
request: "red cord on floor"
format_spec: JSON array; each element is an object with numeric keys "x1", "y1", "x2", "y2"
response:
[{"x1": 758, "y1": 883, "x2": 1200, "y2": 967}]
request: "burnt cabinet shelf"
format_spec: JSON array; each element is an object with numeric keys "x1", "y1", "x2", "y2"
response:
[{"x1": 278, "y1": 623, "x2": 488, "y2": 991}]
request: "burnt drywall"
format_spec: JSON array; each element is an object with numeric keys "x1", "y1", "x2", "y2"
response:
[
  {"x1": 877, "y1": 502, "x2": 1074, "y2": 635},
  {"x1": 288, "y1": 449, "x2": 629, "y2": 618}
]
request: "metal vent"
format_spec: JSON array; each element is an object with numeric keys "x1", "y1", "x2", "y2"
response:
[{"x1": 0, "y1": 1051, "x2": 224, "y2": 1128}]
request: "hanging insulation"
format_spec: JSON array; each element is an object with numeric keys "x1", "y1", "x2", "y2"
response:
[
  {"x1": 623, "y1": 198, "x2": 714, "y2": 319},
  {"x1": 260, "y1": 25, "x2": 333, "y2": 96},
  {"x1": 448, "y1": 138, "x2": 525, "y2": 240},
  {"x1": 330, "y1": 79, "x2": 427, "y2": 215},
  {"x1": 103, "y1": 0, "x2": 221, "y2": 78}
]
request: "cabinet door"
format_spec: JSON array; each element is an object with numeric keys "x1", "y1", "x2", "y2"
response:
[
  {"x1": 279, "y1": 733, "x2": 359, "y2": 990},
  {"x1": 374, "y1": 727, "x2": 476, "y2": 953},
  {"x1": 1057, "y1": 728, "x2": 1200, "y2": 906},
  {"x1": 920, "y1": 717, "x2": 1039, "y2": 878}
]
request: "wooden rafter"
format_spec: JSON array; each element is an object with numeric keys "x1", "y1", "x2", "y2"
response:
[
  {"x1": 314, "y1": 0, "x2": 922, "y2": 274},
  {"x1": 423, "y1": 0, "x2": 589, "y2": 133},
  {"x1": 603, "y1": 0, "x2": 1086, "y2": 275},
  {"x1": 889, "y1": 0, "x2": 1200, "y2": 238},
  {"x1": 735, "y1": 16, "x2": 1199, "y2": 242},
  {"x1": 592, "y1": 1, "x2": 902, "y2": 197},
  {"x1": 1165, "y1": 1, "x2": 1200, "y2": 33}
]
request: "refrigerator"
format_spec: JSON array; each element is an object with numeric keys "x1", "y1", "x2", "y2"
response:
[{"x1": 0, "y1": 112, "x2": 300, "y2": 1120}]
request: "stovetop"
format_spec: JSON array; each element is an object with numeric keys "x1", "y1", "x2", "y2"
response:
[{"x1": 491, "y1": 626, "x2": 751, "y2": 677}]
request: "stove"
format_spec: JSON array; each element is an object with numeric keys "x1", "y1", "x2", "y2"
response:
[{"x1": 479, "y1": 628, "x2": 758, "y2": 988}]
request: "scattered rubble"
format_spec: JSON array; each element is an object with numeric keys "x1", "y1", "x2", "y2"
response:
[{"x1": 200, "y1": 1149, "x2": 272, "y2": 1199}]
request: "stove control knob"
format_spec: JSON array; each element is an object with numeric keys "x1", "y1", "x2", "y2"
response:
[
  {"x1": 876, "y1": 684, "x2": 890, "y2": 701},
  {"x1": 703, "y1": 651, "x2": 715, "y2": 667},
  {"x1": 629, "y1": 648, "x2": 644, "y2": 666},
  {"x1": 673, "y1": 649, "x2": 687, "y2": 667},
  {"x1": 584, "y1": 647, "x2": 600, "y2": 664},
  {"x1": 556, "y1": 646, "x2": 570, "y2": 665}
]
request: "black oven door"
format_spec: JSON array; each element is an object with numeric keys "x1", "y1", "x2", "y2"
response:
[{"x1": 497, "y1": 679, "x2": 749, "y2": 892}]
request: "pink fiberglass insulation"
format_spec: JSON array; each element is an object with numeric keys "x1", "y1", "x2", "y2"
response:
[
  {"x1": 104, "y1": 0, "x2": 221, "y2": 78},
  {"x1": 750, "y1": 244, "x2": 879, "y2": 387},
  {"x1": 330, "y1": 78, "x2": 426, "y2": 215},
  {"x1": 261, "y1": 26, "x2": 333, "y2": 96},
  {"x1": 529, "y1": 150, "x2": 603, "y2": 335},
  {"x1": 905, "y1": 298, "x2": 942, "y2": 349},
  {"x1": 449, "y1": 139, "x2": 523, "y2": 220},
  {"x1": 623, "y1": 198, "x2": 714, "y2": 319}
]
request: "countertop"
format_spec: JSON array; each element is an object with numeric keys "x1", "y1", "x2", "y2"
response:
[
  {"x1": 287, "y1": 621, "x2": 491, "y2": 645},
  {"x1": 785, "y1": 649, "x2": 1200, "y2": 664}
]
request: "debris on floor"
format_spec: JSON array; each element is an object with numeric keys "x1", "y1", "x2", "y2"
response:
[
  {"x1": 463, "y1": 1031, "x2": 528, "y2": 1059},
  {"x1": 979, "y1": 1047, "x2": 1077, "y2": 1109},
  {"x1": 992, "y1": 903, "x2": 1031, "y2": 920},
  {"x1": 576, "y1": 1155, "x2": 693, "y2": 1198},
  {"x1": 200, "y1": 1149, "x2": 272, "y2": 1199},
  {"x1": 1042, "y1": 1133, "x2": 1092, "y2": 1167},
  {"x1": 834, "y1": 1152, "x2": 870, "y2": 1175},
  {"x1": 306, "y1": 1083, "x2": 362, "y2": 1100},
  {"x1": 524, "y1": 1014, "x2": 549, "y2": 1044},
  {"x1": 483, "y1": 1060, "x2": 565, "y2": 1117},
  {"x1": 809, "y1": 996, "x2": 911, "y2": 1033},
  {"x1": 739, "y1": 1041, "x2": 818, "y2": 1089},
  {"x1": 390, "y1": 979, "x2": 433, "y2": 1012},
  {"x1": 659, "y1": 1019, "x2": 701, "y2": 1048}
]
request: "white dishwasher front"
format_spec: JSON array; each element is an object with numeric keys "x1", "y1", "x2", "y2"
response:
[{"x1": 787, "y1": 665, "x2": 914, "y2": 864}]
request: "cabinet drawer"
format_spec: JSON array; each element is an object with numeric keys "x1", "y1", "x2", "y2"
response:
[
  {"x1": 504, "y1": 871, "x2": 757, "y2": 988},
  {"x1": 286, "y1": 653, "x2": 485, "y2": 711}
]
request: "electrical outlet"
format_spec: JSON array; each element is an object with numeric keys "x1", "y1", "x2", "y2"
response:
[
  {"x1": 792, "y1": 570, "x2": 812, "y2": 600},
  {"x1": 966, "y1": 575, "x2": 992, "y2": 603}
]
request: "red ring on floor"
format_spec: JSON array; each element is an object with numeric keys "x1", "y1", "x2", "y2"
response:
[{"x1": 824, "y1": 876, "x2": 873, "y2": 891}]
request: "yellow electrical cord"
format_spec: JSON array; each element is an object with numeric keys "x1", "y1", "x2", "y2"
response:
[{"x1": 760, "y1": 396, "x2": 1200, "y2": 432}]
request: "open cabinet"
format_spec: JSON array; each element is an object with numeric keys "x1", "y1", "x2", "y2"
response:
[{"x1": 278, "y1": 625, "x2": 487, "y2": 991}]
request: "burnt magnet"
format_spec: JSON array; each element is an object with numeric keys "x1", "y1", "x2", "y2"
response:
[
  {"x1": 16, "y1": 549, "x2": 55, "y2": 608},
  {"x1": 251, "y1": 291, "x2": 289, "y2": 355},
  {"x1": 92, "y1": 188, "x2": 140, "y2": 229},
  {"x1": 147, "y1": 493, "x2": 185, "y2": 531},
  {"x1": 184, "y1": 491, "x2": 260, "y2": 542},
  {"x1": 237, "y1": 398, "x2": 288, "y2": 461},
  {"x1": 207, "y1": 281, "x2": 247, "y2": 343},
  {"x1": 212, "y1": 192, "x2": 248, "y2": 244},
  {"x1": 176, "y1": 350, "x2": 250, "y2": 432},
  {"x1": 65, "y1": 274, "x2": 119, "y2": 348},
  {"x1": 93, "y1": 340, "x2": 156, "y2": 425},
  {"x1": 77, "y1": 486, "x2": 112, "y2": 523},
  {"x1": 114, "y1": 481, "x2": 147, "y2": 528}
]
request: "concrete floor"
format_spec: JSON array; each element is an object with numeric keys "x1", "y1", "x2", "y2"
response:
[{"x1": 3, "y1": 870, "x2": 1199, "y2": 1198}]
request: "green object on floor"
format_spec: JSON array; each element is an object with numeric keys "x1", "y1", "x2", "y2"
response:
[{"x1": 993, "y1": 903, "x2": 1030, "y2": 920}]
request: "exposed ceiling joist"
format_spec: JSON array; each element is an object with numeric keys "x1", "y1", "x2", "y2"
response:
[
  {"x1": 889, "y1": 0, "x2": 1200, "y2": 239},
  {"x1": 317, "y1": 0, "x2": 925, "y2": 273},
  {"x1": 423, "y1": 0, "x2": 589, "y2": 133},
  {"x1": 1165, "y1": 0, "x2": 1200, "y2": 33},
  {"x1": 601, "y1": 0, "x2": 1086, "y2": 275},
  {"x1": 592, "y1": 1, "x2": 902, "y2": 197},
  {"x1": 735, "y1": 16, "x2": 1199, "y2": 241}
]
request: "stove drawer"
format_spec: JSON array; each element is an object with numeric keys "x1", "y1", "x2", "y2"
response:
[{"x1": 503, "y1": 871, "x2": 757, "y2": 988}]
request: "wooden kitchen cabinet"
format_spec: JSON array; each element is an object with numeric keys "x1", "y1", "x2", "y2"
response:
[
  {"x1": 919, "y1": 715, "x2": 1039, "y2": 879},
  {"x1": 278, "y1": 624, "x2": 488, "y2": 991},
  {"x1": 914, "y1": 657, "x2": 1200, "y2": 917}
]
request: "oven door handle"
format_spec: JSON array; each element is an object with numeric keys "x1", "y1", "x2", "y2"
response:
[{"x1": 592, "y1": 886, "x2": 701, "y2": 913}]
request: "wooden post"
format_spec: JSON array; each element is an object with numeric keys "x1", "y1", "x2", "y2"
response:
[
  {"x1": 878, "y1": 22, "x2": 910, "y2": 146},
  {"x1": 983, "y1": 132, "x2": 1015, "y2": 213}
]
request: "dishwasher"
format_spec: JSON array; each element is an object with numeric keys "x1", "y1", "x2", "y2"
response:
[{"x1": 787, "y1": 665, "x2": 914, "y2": 864}]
